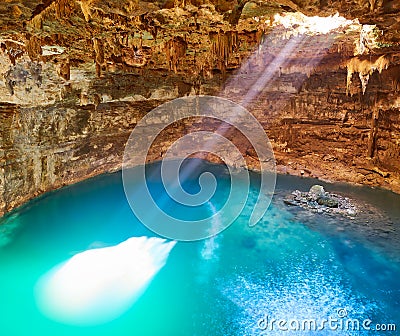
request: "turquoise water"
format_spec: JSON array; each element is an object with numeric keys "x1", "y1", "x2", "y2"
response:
[{"x1": 0, "y1": 159, "x2": 399, "y2": 335}]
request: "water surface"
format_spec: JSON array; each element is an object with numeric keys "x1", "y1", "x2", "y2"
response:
[{"x1": 0, "y1": 159, "x2": 399, "y2": 335}]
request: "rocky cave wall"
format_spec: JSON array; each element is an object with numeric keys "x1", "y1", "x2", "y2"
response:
[{"x1": 0, "y1": 0, "x2": 400, "y2": 216}]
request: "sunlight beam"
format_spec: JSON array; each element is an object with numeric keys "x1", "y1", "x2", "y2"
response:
[{"x1": 35, "y1": 237, "x2": 176, "y2": 326}]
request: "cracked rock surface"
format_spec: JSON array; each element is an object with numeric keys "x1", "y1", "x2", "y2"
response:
[{"x1": 0, "y1": 0, "x2": 400, "y2": 215}]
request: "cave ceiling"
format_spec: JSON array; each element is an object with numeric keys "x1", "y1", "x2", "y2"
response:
[{"x1": 0, "y1": 0, "x2": 399, "y2": 95}]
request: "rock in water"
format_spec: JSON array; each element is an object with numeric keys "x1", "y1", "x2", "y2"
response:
[
  {"x1": 317, "y1": 195, "x2": 339, "y2": 208},
  {"x1": 283, "y1": 185, "x2": 356, "y2": 216},
  {"x1": 309, "y1": 185, "x2": 325, "y2": 200}
]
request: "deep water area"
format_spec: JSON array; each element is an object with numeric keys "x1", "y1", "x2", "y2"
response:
[{"x1": 0, "y1": 159, "x2": 399, "y2": 336}]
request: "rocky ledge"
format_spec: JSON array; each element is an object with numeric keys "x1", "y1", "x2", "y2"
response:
[{"x1": 283, "y1": 184, "x2": 358, "y2": 218}]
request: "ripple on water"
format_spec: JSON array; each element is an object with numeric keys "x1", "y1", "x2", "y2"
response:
[{"x1": 0, "y1": 162, "x2": 399, "y2": 336}]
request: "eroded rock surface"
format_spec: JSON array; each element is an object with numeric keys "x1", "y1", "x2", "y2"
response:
[
  {"x1": 284, "y1": 184, "x2": 357, "y2": 217},
  {"x1": 0, "y1": 0, "x2": 400, "y2": 215}
]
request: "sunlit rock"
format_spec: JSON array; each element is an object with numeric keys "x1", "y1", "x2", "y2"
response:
[{"x1": 309, "y1": 184, "x2": 326, "y2": 200}]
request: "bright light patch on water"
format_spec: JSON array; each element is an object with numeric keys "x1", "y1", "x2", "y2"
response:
[
  {"x1": 35, "y1": 237, "x2": 176, "y2": 326},
  {"x1": 221, "y1": 267, "x2": 379, "y2": 335},
  {"x1": 0, "y1": 162, "x2": 398, "y2": 335}
]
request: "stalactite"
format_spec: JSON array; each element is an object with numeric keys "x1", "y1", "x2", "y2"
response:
[
  {"x1": 122, "y1": 45, "x2": 148, "y2": 68},
  {"x1": 109, "y1": 34, "x2": 123, "y2": 57},
  {"x1": 346, "y1": 55, "x2": 390, "y2": 95},
  {"x1": 93, "y1": 38, "x2": 104, "y2": 77},
  {"x1": 164, "y1": 36, "x2": 187, "y2": 73},
  {"x1": 11, "y1": 5, "x2": 23, "y2": 18},
  {"x1": 209, "y1": 30, "x2": 238, "y2": 73},
  {"x1": 367, "y1": 106, "x2": 380, "y2": 158},
  {"x1": 368, "y1": 0, "x2": 383, "y2": 12},
  {"x1": 29, "y1": 0, "x2": 74, "y2": 30},
  {"x1": 30, "y1": 15, "x2": 43, "y2": 30},
  {"x1": 227, "y1": 0, "x2": 249, "y2": 26},
  {"x1": 389, "y1": 64, "x2": 400, "y2": 91},
  {"x1": 54, "y1": 0, "x2": 72, "y2": 19},
  {"x1": 139, "y1": 14, "x2": 158, "y2": 40},
  {"x1": 77, "y1": 0, "x2": 93, "y2": 22},
  {"x1": 57, "y1": 59, "x2": 70, "y2": 80},
  {"x1": 25, "y1": 35, "x2": 42, "y2": 61},
  {"x1": 193, "y1": 50, "x2": 212, "y2": 79},
  {"x1": 76, "y1": 0, "x2": 95, "y2": 22},
  {"x1": 93, "y1": 38, "x2": 104, "y2": 64}
]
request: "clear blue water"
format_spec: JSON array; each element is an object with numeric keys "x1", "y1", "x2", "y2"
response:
[{"x1": 0, "y1": 159, "x2": 399, "y2": 335}]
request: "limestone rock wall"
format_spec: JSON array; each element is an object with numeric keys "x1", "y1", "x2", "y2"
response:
[
  {"x1": 1, "y1": 57, "x2": 399, "y2": 216},
  {"x1": 0, "y1": 0, "x2": 400, "y2": 216}
]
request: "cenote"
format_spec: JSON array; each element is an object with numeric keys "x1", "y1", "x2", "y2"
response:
[{"x1": 0, "y1": 159, "x2": 399, "y2": 336}]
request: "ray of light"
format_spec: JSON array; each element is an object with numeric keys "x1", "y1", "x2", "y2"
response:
[
  {"x1": 136, "y1": 14, "x2": 353, "y2": 230},
  {"x1": 206, "y1": 14, "x2": 353, "y2": 142},
  {"x1": 35, "y1": 236, "x2": 176, "y2": 325}
]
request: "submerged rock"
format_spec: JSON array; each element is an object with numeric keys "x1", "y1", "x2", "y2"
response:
[
  {"x1": 283, "y1": 198, "x2": 298, "y2": 206},
  {"x1": 283, "y1": 184, "x2": 356, "y2": 217},
  {"x1": 241, "y1": 236, "x2": 257, "y2": 249},
  {"x1": 317, "y1": 195, "x2": 338, "y2": 208}
]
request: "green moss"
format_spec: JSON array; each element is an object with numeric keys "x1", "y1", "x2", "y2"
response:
[
  {"x1": 241, "y1": 1, "x2": 282, "y2": 19},
  {"x1": 376, "y1": 42, "x2": 393, "y2": 48}
]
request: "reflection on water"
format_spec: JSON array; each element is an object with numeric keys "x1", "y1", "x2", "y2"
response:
[
  {"x1": 35, "y1": 237, "x2": 176, "y2": 325},
  {"x1": 201, "y1": 202, "x2": 222, "y2": 261},
  {"x1": 0, "y1": 159, "x2": 399, "y2": 335}
]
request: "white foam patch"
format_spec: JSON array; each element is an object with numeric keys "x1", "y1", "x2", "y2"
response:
[{"x1": 35, "y1": 236, "x2": 176, "y2": 325}]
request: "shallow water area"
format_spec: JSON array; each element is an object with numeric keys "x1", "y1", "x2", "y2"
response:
[{"x1": 0, "y1": 159, "x2": 399, "y2": 335}]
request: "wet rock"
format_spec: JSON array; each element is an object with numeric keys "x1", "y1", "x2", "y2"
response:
[
  {"x1": 283, "y1": 185, "x2": 356, "y2": 218},
  {"x1": 283, "y1": 198, "x2": 297, "y2": 206},
  {"x1": 309, "y1": 184, "x2": 325, "y2": 200},
  {"x1": 0, "y1": 0, "x2": 400, "y2": 218},
  {"x1": 317, "y1": 195, "x2": 338, "y2": 208}
]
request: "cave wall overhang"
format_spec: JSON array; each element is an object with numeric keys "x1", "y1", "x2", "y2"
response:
[{"x1": 0, "y1": 0, "x2": 399, "y2": 216}]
